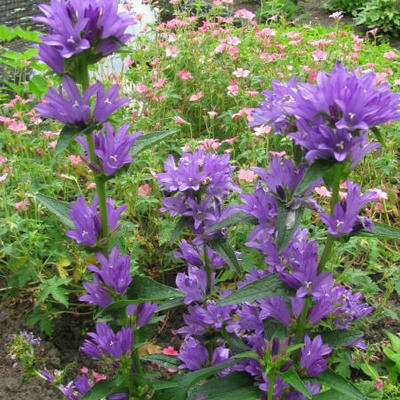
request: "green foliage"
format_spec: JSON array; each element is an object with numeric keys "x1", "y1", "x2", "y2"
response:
[
  {"x1": 323, "y1": 0, "x2": 363, "y2": 15},
  {"x1": 257, "y1": 0, "x2": 298, "y2": 22},
  {"x1": 355, "y1": 0, "x2": 400, "y2": 36}
]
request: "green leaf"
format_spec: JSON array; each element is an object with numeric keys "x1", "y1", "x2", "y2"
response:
[
  {"x1": 35, "y1": 193, "x2": 74, "y2": 229},
  {"x1": 263, "y1": 319, "x2": 287, "y2": 341},
  {"x1": 206, "y1": 211, "x2": 257, "y2": 234},
  {"x1": 320, "y1": 330, "x2": 363, "y2": 348},
  {"x1": 276, "y1": 202, "x2": 304, "y2": 253},
  {"x1": 26, "y1": 308, "x2": 54, "y2": 336},
  {"x1": 209, "y1": 237, "x2": 240, "y2": 273},
  {"x1": 218, "y1": 273, "x2": 293, "y2": 306},
  {"x1": 141, "y1": 354, "x2": 181, "y2": 370},
  {"x1": 82, "y1": 379, "x2": 127, "y2": 400},
  {"x1": 55, "y1": 124, "x2": 91, "y2": 156},
  {"x1": 296, "y1": 160, "x2": 333, "y2": 194},
  {"x1": 371, "y1": 127, "x2": 385, "y2": 147},
  {"x1": 170, "y1": 216, "x2": 190, "y2": 243},
  {"x1": 129, "y1": 129, "x2": 178, "y2": 157},
  {"x1": 314, "y1": 370, "x2": 366, "y2": 399},
  {"x1": 37, "y1": 276, "x2": 71, "y2": 308},
  {"x1": 385, "y1": 330, "x2": 400, "y2": 353},
  {"x1": 98, "y1": 276, "x2": 183, "y2": 317},
  {"x1": 188, "y1": 373, "x2": 261, "y2": 400},
  {"x1": 29, "y1": 75, "x2": 48, "y2": 97},
  {"x1": 313, "y1": 390, "x2": 343, "y2": 400},
  {"x1": 357, "y1": 223, "x2": 400, "y2": 241},
  {"x1": 156, "y1": 297, "x2": 185, "y2": 313},
  {"x1": 280, "y1": 369, "x2": 311, "y2": 399}
]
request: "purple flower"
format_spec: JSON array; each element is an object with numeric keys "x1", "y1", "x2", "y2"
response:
[
  {"x1": 88, "y1": 246, "x2": 131, "y2": 294},
  {"x1": 308, "y1": 297, "x2": 333, "y2": 325},
  {"x1": 287, "y1": 382, "x2": 321, "y2": 400},
  {"x1": 42, "y1": 368, "x2": 53, "y2": 384},
  {"x1": 290, "y1": 63, "x2": 400, "y2": 132},
  {"x1": 59, "y1": 381, "x2": 78, "y2": 400},
  {"x1": 74, "y1": 375, "x2": 91, "y2": 396},
  {"x1": 136, "y1": 302, "x2": 158, "y2": 327},
  {"x1": 36, "y1": 43, "x2": 64, "y2": 73},
  {"x1": 204, "y1": 302, "x2": 236, "y2": 329},
  {"x1": 93, "y1": 84, "x2": 130, "y2": 123},
  {"x1": 35, "y1": 0, "x2": 135, "y2": 67},
  {"x1": 105, "y1": 197, "x2": 128, "y2": 231},
  {"x1": 79, "y1": 275, "x2": 113, "y2": 307},
  {"x1": 258, "y1": 296, "x2": 291, "y2": 325},
  {"x1": 36, "y1": 76, "x2": 98, "y2": 128},
  {"x1": 178, "y1": 336, "x2": 208, "y2": 370},
  {"x1": 178, "y1": 304, "x2": 208, "y2": 337},
  {"x1": 300, "y1": 335, "x2": 331, "y2": 377},
  {"x1": 249, "y1": 77, "x2": 297, "y2": 134},
  {"x1": 77, "y1": 123, "x2": 141, "y2": 176},
  {"x1": 212, "y1": 346, "x2": 231, "y2": 365},
  {"x1": 107, "y1": 394, "x2": 129, "y2": 400},
  {"x1": 82, "y1": 322, "x2": 134, "y2": 360},
  {"x1": 176, "y1": 266, "x2": 211, "y2": 305},
  {"x1": 320, "y1": 180, "x2": 377, "y2": 237}
]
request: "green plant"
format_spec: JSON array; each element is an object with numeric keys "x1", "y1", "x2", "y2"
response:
[
  {"x1": 322, "y1": 0, "x2": 363, "y2": 15},
  {"x1": 355, "y1": 0, "x2": 400, "y2": 36},
  {"x1": 257, "y1": 0, "x2": 297, "y2": 23}
]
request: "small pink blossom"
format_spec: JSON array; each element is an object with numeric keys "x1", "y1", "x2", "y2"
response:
[
  {"x1": 376, "y1": 379, "x2": 383, "y2": 391},
  {"x1": 315, "y1": 186, "x2": 332, "y2": 198},
  {"x1": 92, "y1": 372, "x2": 107, "y2": 383},
  {"x1": 329, "y1": 11, "x2": 343, "y2": 22},
  {"x1": 223, "y1": 136, "x2": 238, "y2": 146},
  {"x1": 199, "y1": 139, "x2": 221, "y2": 152},
  {"x1": 8, "y1": 120, "x2": 27, "y2": 133},
  {"x1": 227, "y1": 81, "x2": 239, "y2": 97},
  {"x1": 138, "y1": 183, "x2": 151, "y2": 197},
  {"x1": 233, "y1": 68, "x2": 250, "y2": 78},
  {"x1": 0, "y1": 172, "x2": 8, "y2": 184},
  {"x1": 80, "y1": 367, "x2": 89, "y2": 375},
  {"x1": 253, "y1": 125, "x2": 272, "y2": 137},
  {"x1": 48, "y1": 140, "x2": 57, "y2": 149},
  {"x1": 153, "y1": 78, "x2": 167, "y2": 88},
  {"x1": 35, "y1": 147, "x2": 42, "y2": 155},
  {"x1": 269, "y1": 150, "x2": 286, "y2": 157},
  {"x1": 246, "y1": 90, "x2": 258, "y2": 97},
  {"x1": 234, "y1": 8, "x2": 255, "y2": 20},
  {"x1": 178, "y1": 69, "x2": 193, "y2": 80},
  {"x1": 189, "y1": 92, "x2": 202, "y2": 102},
  {"x1": 0, "y1": 116, "x2": 12, "y2": 125},
  {"x1": 68, "y1": 155, "x2": 81, "y2": 165},
  {"x1": 175, "y1": 116, "x2": 185, "y2": 124},
  {"x1": 312, "y1": 49, "x2": 327, "y2": 61},
  {"x1": 383, "y1": 51, "x2": 398, "y2": 60},
  {"x1": 43, "y1": 130, "x2": 57, "y2": 139},
  {"x1": 87, "y1": 182, "x2": 97, "y2": 190},
  {"x1": 135, "y1": 84, "x2": 150, "y2": 94},
  {"x1": 181, "y1": 143, "x2": 191, "y2": 152},
  {"x1": 15, "y1": 198, "x2": 30, "y2": 212},
  {"x1": 238, "y1": 169, "x2": 257, "y2": 183},
  {"x1": 207, "y1": 111, "x2": 218, "y2": 119},
  {"x1": 166, "y1": 45, "x2": 178, "y2": 58},
  {"x1": 366, "y1": 28, "x2": 378, "y2": 38},
  {"x1": 163, "y1": 346, "x2": 178, "y2": 356},
  {"x1": 371, "y1": 188, "x2": 388, "y2": 200},
  {"x1": 0, "y1": 156, "x2": 7, "y2": 166}
]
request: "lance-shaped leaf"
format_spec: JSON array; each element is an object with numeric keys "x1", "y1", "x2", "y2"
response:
[
  {"x1": 218, "y1": 273, "x2": 293, "y2": 306},
  {"x1": 82, "y1": 379, "x2": 127, "y2": 400},
  {"x1": 130, "y1": 129, "x2": 178, "y2": 157},
  {"x1": 276, "y1": 202, "x2": 304, "y2": 253},
  {"x1": 141, "y1": 354, "x2": 181, "y2": 370},
  {"x1": 320, "y1": 330, "x2": 363, "y2": 348},
  {"x1": 170, "y1": 216, "x2": 191, "y2": 243},
  {"x1": 55, "y1": 124, "x2": 94, "y2": 156},
  {"x1": 206, "y1": 211, "x2": 257, "y2": 234},
  {"x1": 295, "y1": 160, "x2": 333, "y2": 194},
  {"x1": 209, "y1": 237, "x2": 240, "y2": 273},
  {"x1": 314, "y1": 370, "x2": 366, "y2": 400},
  {"x1": 280, "y1": 369, "x2": 311, "y2": 399},
  {"x1": 357, "y1": 223, "x2": 400, "y2": 241},
  {"x1": 35, "y1": 193, "x2": 74, "y2": 229}
]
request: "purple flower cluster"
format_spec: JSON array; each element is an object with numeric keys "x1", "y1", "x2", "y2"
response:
[
  {"x1": 66, "y1": 195, "x2": 127, "y2": 247},
  {"x1": 35, "y1": 0, "x2": 135, "y2": 72},
  {"x1": 77, "y1": 123, "x2": 142, "y2": 176},
  {"x1": 251, "y1": 63, "x2": 400, "y2": 167},
  {"x1": 81, "y1": 322, "x2": 134, "y2": 360},
  {"x1": 157, "y1": 150, "x2": 239, "y2": 240},
  {"x1": 36, "y1": 76, "x2": 129, "y2": 128}
]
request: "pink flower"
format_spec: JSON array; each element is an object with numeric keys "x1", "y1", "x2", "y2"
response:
[
  {"x1": 138, "y1": 183, "x2": 151, "y2": 197},
  {"x1": 135, "y1": 84, "x2": 150, "y2": 94},
  {"x1": 312, "y1": 49, "x2": 327, "y2": 61},
  {"x1": 227, "y1": 81, "x2": 238, "y2": 97},
  {"x1": 178, "y1": 69, "x2": 193, "y2": 80},
  {"x1": 394, "y1": 79, "x2": 400, "y2": 86},
  {"x1": 376, "y1": 379, "x2": 383, "y2": 391},
  {"x1": 80, "y1": 367, "x2": 89, "y2": 375},
  {"x1": 315, "y1": 186, "x2": 332, "y2": 198},
  {"x1": 181, "y1": 143, "x2": 191, "y2": 152},
  {"x1": 15, "y1": 198, "x2": 30, "y2": 212},
  {"x1": 366, "y1": 28, "x2": 378, "y2": 38},
  {"x1": 175, "y1": 116, "x2": 185, "y2": 124},
  {"x1": 8, "y1": 120, "x2": 27, "y2": 133},
  {"x1": 68, "y1": 155, "x2": 81, "y2": 165},
  {"x1": 234, "y1": 8, "x2": 255, "y2": 20},
  {"x1": 253, "y1": 125, "x2": 272, "y2": 137},
  {"x1": 0, "y1": 156, "x2": 7, "y2": 166},
  {"x1": 232, "y1": 107, "x2": 253, "y2": 122},
  {"x1": 48, "y1": 140, "x2": 57, "y2": 149},
  {"x1": 329, "y1": 11, "x2": 343, "y2": 22},
  {"x1": 189, "y1": 92, "x2": 202, "y2": 102},
  {"x1": 238, "y1": 169, "x2": 257, "y2": 183},
  {"x1": 223, "y1": 136, "x2": 238, "y2": 146},
  {"x1": 92, "y1": 372, "x2": 107, "y2": 383},
  {"x1": 0, "y1": 172, "x2": 8, "y2": 184},
  {"x1": 162, "y1": 346, "x2": 178, "y2": 356},
  {"x1": 269, "y1": 150, "x2": 286, "y2": 157},
  {"x1": 35, "y1": 147, "x2": 42, "y2": 154},
  {"x1": 43, "y1": 130, "x2": 57, "y2": 139},
  {"x1": 246, "y1": 90, "x2": 258, "y2": 97},
  {"x1": 383, "y1": 51, "x2": 398, "y2": 60},
  {"x1": 0, "y1": 116, "x2": 12, "y2": 125},
  {"x1": 371, "y1": 188, "x2": 388, "y2": 200},
  {"x1": 207, "y1": 111, "x2": 218, "y2": 119},
  {"x1": 199, "y1": 138, "x2": 221, "y2": 152},
  {"x1": 87, "y1": 182, "x2": 97, "y2": 190},
  {"x1": 166, "y1": 45, "x2": 178, "y2": 58},
  {"x1": 153, "y1": 78, "x2": 167, "y2": 88},
  {"x1": 232, "y1": 68, "x2": 250, "y2": 78}
]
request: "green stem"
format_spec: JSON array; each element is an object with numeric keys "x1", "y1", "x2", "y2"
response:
[
  {"x1": 318, "y1": 178, "x2": 340, "y2": 272},
  {"x1": 268, "y1": 373, "x2": 275, "y2": 400},
  {"x1": 203, "y1": 241, "x2": 212, "y2": 294},
  {"x1": 295, "y1": 297, "x2": 311, "y2": 343}
]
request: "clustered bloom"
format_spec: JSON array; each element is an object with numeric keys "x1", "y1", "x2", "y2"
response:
[
  {"x1": 66, "y1": 195, "x2": 127, "y2": 246},
  {"x1": 35, "y1": 0, "x2": 136, "y2": 71},
  {"x1": 251, "y1": 63, "x2": 400, "y2": 167},
  {"x1": 77, "y1": 123, "x2": 142, "y2": 176},
  {"x1": 36, "y1": 77, "x2": 129, "y2": 128}
]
